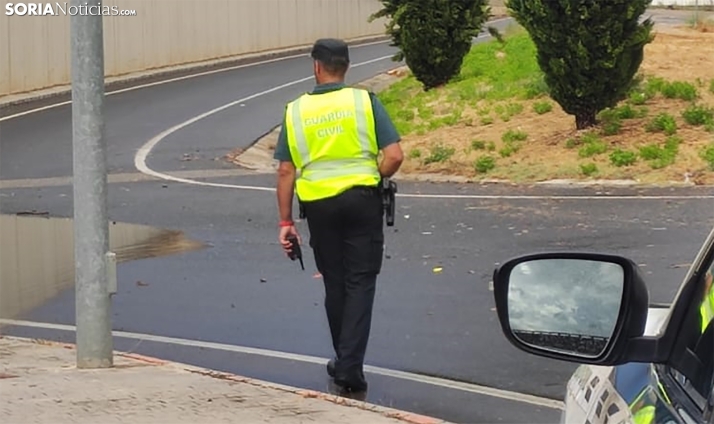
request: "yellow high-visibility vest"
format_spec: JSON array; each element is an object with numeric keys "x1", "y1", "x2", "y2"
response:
[
  {"x1": 285, "y1": 87, "x2": 380, "y2": 202},
  {"x1": 632, "y1": 405, "x2": 655, "y2": 424},
  {"x1": 700, "y1": 284, "x2": 714, "y2": 333}
]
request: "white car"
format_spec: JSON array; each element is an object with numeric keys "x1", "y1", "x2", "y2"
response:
[{"x1": 492, "y1": 226, "x2": 714, "y2": 424}]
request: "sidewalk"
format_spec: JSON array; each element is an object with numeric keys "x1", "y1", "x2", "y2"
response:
[{"x1": 0, "y1": 336, "x2": 449, "y2": 424}]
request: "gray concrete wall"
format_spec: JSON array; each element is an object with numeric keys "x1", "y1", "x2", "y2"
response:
[{"x1": 1, "y1": 0, "x2": 387, "y2": 99}]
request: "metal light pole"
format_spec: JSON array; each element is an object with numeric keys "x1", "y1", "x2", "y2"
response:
[{"x1": 70, "y1": 0, "x2": 113, "y2": 368}]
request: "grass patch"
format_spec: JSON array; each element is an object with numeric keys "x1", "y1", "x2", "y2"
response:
[
  {"x1": 638, "y1": 136, "x2": 681, "y2": 169},
  {"x1": 474, "y1": 155, "x2": 496, "y2": 173},
  {"x1": 645, "y1": 113, "x2": 678, "y2": 135},
  {"x1": 660, "y1": 81, "x2": 698, "y2": 101},
  {"x1": 423, "y1": 144, "x2": 455, "y2": 165},
  {"x1": 533, "y1": 101, "x2": 553, "y2": 115},
  {"x1": 577, "y1": 132, "x2": 608, "y2": 158},
  {"x1": 610, "y1": 149, "x2": 638, "y2": 167},
  {"x1": 378, "y1": 30, "x2": 544, "y2": 135},
  {"x1": 580, "y1": 163, "x2": 598, "y2": 176},
  {"x1": 701, "y1": 144, "x2": 714, "y2": 170},
  {"x1": 682, "y1": 104, "x2": 714, "y2": 126}
]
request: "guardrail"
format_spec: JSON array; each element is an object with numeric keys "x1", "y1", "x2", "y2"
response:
[{"x1": 0, "y1": 0, "x2": 387, "y2": 99}]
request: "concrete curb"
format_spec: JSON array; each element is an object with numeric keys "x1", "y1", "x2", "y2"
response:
[{"x1": 10, "y1": 336, "x2": 450, "y2": 424}]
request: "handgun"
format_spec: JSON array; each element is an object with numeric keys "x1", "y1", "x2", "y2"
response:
[
  {"x1": 286, "y1": 235, "x2": 304, "y2": 270},
  {"x1": 381, "y1": 178, "x2": 397, "y2": 227}
]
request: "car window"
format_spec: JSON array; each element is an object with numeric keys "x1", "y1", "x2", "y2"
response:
[{"x1": 668, "y1": 259, "x2": 714, "y2": 413}]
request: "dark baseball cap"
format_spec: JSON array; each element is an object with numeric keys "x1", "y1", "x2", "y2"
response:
[{"x1": 310, "y1": 38, "x2": 350, "y2": 64}]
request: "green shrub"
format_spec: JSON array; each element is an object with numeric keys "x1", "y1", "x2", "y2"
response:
[
  {"x1": 578, "y1": 141, "x2": 608, "y2": 158},
  {"x1": 610, "y1": 149, "x2": 637, "y2": 167},
  {"x1": 701, "y1": 144, "x2": 714, "y2": 171},
  {"x1": 682, "y1": 104, "x2": 714, "y2": 126},
  {"x1": 580, "y1": 163, "x2": 598, "y2": 176},
  {"x1": 597, "y1": 108, "x2": 623, "y2": 135},
  {"x1": 533, "y1": 101, "x2": 553, "y2": 114},
  {"x1": 628, "y1": 91, "x2": 648, "y2": 105},
  {"x1": 408, "y1": 148, "x2": 422, "y2": 159},
  {"x1": 505, "y1": 0, "x2": 654, "y2": 129},
  {"x1": 471, "y1": 140, "x2": 487, "y2": 150},
  {"x1": 371, "y1": 0, "x2": 491, "y2": 90},
  {"x1": 645, "y1": 113, "x2": 678, "y2": 135},
  {"x1": 424, "y1": 144, "x2": 455, "y2": 164},
  {"x1": 502, "y1": 129, "x2": 528, "y2": 143},
  {"x1": 638, "y1": 136, "x2": 680, "y2": 169},
  {"x1": 614, "y1": 104, "x2": 638, "y2": 119},
  {"x1": 660, "y1": 81, "x2": 698, "y2": 101},
  {"x1": 474, "y1": 155, "x2": 496, "y2": 173}
]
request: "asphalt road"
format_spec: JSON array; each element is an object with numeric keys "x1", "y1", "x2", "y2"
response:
[{"x1": 2, "y1": 11, "x2": 713, "y2": 424}]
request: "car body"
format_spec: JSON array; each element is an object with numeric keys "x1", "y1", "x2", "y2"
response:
[{"x1": 492, "y1": 226, "x2": 714, "y2": 424}]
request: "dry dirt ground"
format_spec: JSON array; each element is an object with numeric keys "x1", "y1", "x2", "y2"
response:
[{"x1": 398, "y1": 23, "x2": 714, "y2": 185}]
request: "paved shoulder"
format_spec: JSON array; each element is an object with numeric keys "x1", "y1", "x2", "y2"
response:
[{"x1": 0, "y1": 336, "x2": 448, "y2": 424}]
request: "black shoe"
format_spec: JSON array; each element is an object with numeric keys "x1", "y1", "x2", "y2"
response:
[
  {"x1": 326, "y1": 358, "x2": 336, "y2": 378},
  {"x1": 333, "y1": 373, "x2": 368, "y2": 393}
]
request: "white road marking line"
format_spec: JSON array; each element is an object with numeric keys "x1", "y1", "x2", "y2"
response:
[{"x1": 0, "y1": 318, "x2": 565, "y2": 411}]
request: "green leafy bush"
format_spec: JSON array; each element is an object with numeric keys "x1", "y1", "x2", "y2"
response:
[
  {"x1": 682, "y1": 104, "x2": 714, "y2": 126},
  {"x1": 505, "y1": 0, "x2": 654, "y2": 129},
  {"x1": 474, "y1": 155, "x2": 496, "y2": 173},
  {"x1": 701, "y1": 144, "x2": 714, "y2": 170},
  {"x1": 645, "y1": 113, "x2": 678, "y2": 135},
  {"x1": 371, "y1": 0, "x2": 491, "y2": 90},
  {"x1": 578, "y1": 132, "x2": 607, "y2": 158},
  {"x1": 533, "y1": 101, "x2": 553, "y2": 114},
  {"x1": 424, "y1": 144, "x2": 456, "y2": 164},
  {"x1": 660, "y1": 81, "x2": 698, "y2": 101},
  {"x1": 580, "y1": 163, "x2": 598, "y2": 176},
  {"x1": 471, "y1": 140, "x2": 487, "y2": 150},
  {"x1": 610, "y1": 149, "x2": 637, "y2": 167},
  {"x1": 638, "y1": 136, "x2": 680, "y2": 169}
]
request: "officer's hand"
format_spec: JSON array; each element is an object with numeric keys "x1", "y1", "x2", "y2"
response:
[{"x1": 279, "y1": 225, "x2": 301, "y2": 254}]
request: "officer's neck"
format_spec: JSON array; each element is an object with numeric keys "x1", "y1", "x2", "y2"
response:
[{"x1": 315, "y1": 76, "x2": 345, "y2": 86}]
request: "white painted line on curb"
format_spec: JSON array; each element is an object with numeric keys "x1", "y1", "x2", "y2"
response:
[{"x1": 0, "y1": 318, "x2": 565, "y2": 411}]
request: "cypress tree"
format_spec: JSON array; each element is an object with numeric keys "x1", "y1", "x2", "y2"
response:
[
  {"x1": 506, "y1": 0, "x2": 655, "y2": 129},
  {"x1": 371, "y1": 0, "x2": 491, "y2": 90}
]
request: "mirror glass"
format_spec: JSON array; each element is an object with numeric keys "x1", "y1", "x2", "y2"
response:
[{"x1": 507, "y1": 258, "x2": 625, "y2": 358}]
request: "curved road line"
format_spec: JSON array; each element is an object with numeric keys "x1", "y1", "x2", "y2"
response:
[{"x1": 0, "y1": 318, "x2": 565, "y2": 411}]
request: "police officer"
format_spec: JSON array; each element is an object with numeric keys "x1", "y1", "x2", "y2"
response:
[{"x1": 273, "y1": 38, "x2": 404, "y2": 393}]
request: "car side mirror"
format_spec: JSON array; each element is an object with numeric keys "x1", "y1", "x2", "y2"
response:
[{"x1": 492, "y1": 252, "x2": 650, "y2": 365}]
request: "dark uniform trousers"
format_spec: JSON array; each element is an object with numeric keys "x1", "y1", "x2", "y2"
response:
[{"x1": 302, "y1": 184, "x2": 384, "y2": 378}]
